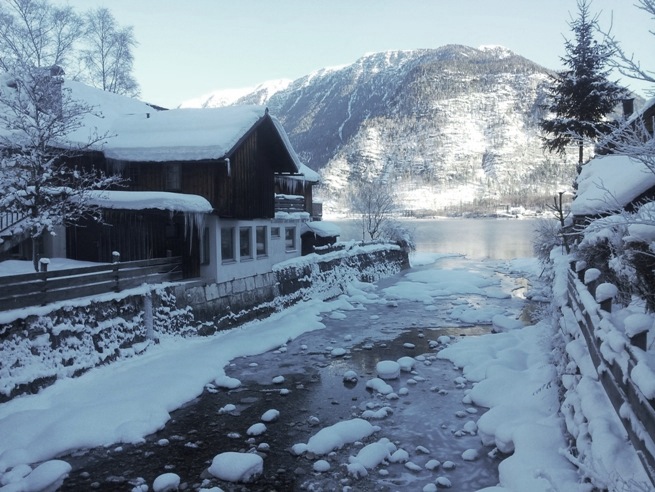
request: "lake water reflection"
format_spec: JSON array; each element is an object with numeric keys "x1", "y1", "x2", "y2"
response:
[{"x1": 331, "y1": 218, "x2": 541, "y2": 260}]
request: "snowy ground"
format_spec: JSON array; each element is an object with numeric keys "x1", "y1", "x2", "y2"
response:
[
  {"x1": 0, "y1": 258, "x2": 104, "y2": 277},
  {"x1": 0, "y1": 252, "x2": 631, "y2": 491}
]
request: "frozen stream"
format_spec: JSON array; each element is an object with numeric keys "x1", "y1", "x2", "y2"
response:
[{"x1": 55, "y1": 254, "x2": 537, "y2": 491}]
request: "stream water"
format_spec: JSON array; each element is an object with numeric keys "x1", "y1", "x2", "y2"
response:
[{"x1": 57, "y1": 249, "x2": 538, "y2": 491}]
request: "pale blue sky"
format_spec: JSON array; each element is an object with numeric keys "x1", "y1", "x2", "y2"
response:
[{"x1": 52, "y1": 0, "x2": 653, "y2": 108}]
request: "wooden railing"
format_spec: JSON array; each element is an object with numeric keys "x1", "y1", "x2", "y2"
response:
[
  {"x1": 566, "y1": 268, "x2": 655, "y2": 486},
  {"x1": 0, "y1": 211, "x2": 25, "y2": 236},
  {"x1": 275, "y1": 195, "x2": 306, "y2": 214},
  {"x1": 0, "y1": 256, "x2": 183, "y2": 312}
]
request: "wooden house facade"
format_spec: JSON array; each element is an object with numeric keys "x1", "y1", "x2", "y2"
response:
[
  {"x1": 63, "y1": 105, "x2": 316, "y2": 281},
  {"x1": 0, "y1": 76, "x2": 322, "y2": 282}
]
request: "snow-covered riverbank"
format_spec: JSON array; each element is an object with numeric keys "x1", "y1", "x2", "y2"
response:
[{"x1": 0, "y1": 252, "x2": 647, "y2": 491}]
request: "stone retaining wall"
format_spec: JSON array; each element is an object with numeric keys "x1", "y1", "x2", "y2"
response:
[{"x1": 0, "y1": 245, "x2": 408, "y2": 402}]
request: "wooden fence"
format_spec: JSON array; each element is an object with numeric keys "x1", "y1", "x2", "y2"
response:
[
  {"x1": 566, "y1": 268, "x2": 655, "y2": 486},
  {"x1": 0, "y1": 257, "x2": 183, "y2": 312}
]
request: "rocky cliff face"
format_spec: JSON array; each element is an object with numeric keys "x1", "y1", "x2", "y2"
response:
[{"x1": 186, "y1": 46, "x2": 579, "y2": 213}]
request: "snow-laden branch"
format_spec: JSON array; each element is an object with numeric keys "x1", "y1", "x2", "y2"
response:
[
  {"x1": 0, "y1": 63, "x2": 122, "y2": 271},
  {"x1": 598, "y1": 0, "x2": 655, "y2": 92}
]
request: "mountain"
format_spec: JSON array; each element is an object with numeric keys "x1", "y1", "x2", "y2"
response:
[
  {"x1": 179, "y1": 79, "x2": 292, "y2": 108},
  {"x1": 184, "y1": 46, "x2": 579, "y2": 214}
]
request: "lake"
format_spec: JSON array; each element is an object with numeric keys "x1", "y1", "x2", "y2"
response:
[{"x1": 331, "y1": 217, "x2": 542, "y2": 260}]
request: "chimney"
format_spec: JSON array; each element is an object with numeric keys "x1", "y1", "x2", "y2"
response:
[
  {"x1": 622, "y1": 98, "x2": 635, "y2": 119},
  {"x1": 35, "y1": 65, "x2": 65, "y2": 117}
]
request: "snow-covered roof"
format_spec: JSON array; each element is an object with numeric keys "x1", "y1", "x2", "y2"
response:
[
  {"x1": 103, "y1": 106, "x2": 268, "y2": 163},
  {"x1": 269, "y1": 114, "x2": 303, "y2": 173},
  {"x1": 297, "y1": 163, "x2": 320, "y2": 183},
  {"x1": 85, "y1": 190, "x2": 213, "y2": 213},
  {"x1": 301, "y1": 221, "x2": 341, "y2": 238},
  {"x1": 1, "y1": 76, "x2": 304, "y2": 171},
  {"x1": 572, "y1": 155, "x2": 655, "y2": 215}
]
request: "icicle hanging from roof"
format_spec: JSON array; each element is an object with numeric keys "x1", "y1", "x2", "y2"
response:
[{"x1": 183, "y1": 211, "x2": 206, "y2": 253}]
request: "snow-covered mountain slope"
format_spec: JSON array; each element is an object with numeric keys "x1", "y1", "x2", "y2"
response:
[
  {"x1": 179, "y1": 79, "x2": 292, "y2": 109},
  {"x1": 186, "y1": 46, "x2": 580, "y2": 212}
]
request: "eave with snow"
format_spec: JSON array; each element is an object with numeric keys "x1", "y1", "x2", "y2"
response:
[{"x1": 572, "y1": 98, "x2": 655, "y2": 223}]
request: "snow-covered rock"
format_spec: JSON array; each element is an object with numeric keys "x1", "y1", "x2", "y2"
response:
[
  {"x1": 298, "y1": 418, "x2": 380, "y2": 455},
  {"x1": 261, "y1": 409, "x2": 280, "y2": 422},
  {"x1": 208, "y1": 452, "x2": 263, "y2": 483},
  {"x1": 366, "y1": 377, "x2": 393, "y2": 395},
  {"x1": 397, "y1": 356, "x2": 416, "y2": 372},
  {"x1": 214, "y1": 375, "x2": 241, "y2": 390},
  {"x1": 376, "y1": 360, "x2": 401, "y2": 380},
  {"x1": 0, "y1": 460, "x2": 71, "y2": 492},
  {"x1": 246, "y1": 423, "x2": 267, "y2": 436},
  {"x1": 343, "y1": 370, "x2": 359, "y2": 383},
  {"x1": 347, "y1": 438, "x2": 394, "y2": 469},
  {"x1": 313, "y1": 460, "x2": 330, "y2": 472},
  {"x1": 153, "y1": 472, "x2": 180, "y2": 492}
]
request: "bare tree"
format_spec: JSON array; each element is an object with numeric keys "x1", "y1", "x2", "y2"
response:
[
  {"x1": 600, "y1": 0, "x2": 655, "y2": 92},
  {"x1": 81, "y1": 7, "x2": 139, "y2": 97},
  {"x1": 348, "y1": 178, "x2": 397, "y2": 241},
  {"x1": 0, "y1": 0, "x2": 83, "y2": 72},
  {"x1": 0, "y1": 63, "x2": 121, "y2": 271}
]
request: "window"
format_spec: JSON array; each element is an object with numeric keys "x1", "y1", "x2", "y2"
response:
[
  {"x1": 239, "y1": 227, "x2": 252, "y2": 259},
  {"x1": 165, "y1": 163, "x2": 181, "y2": 191},
  {"x1": 256, "y1": 226, "x2": 267, "y2": 257},
  {"x1": 285, "y1": 227, "x2": 296, "y2": 251},
  {"x1": 221, "y1": 227, "x2": 235, "y2": 262},
  {"x1": 200, "y1": 227, "x2": 210, "y2": 265},
  {"x1": 271, "y1": 227, "x2": 281, "y2": 238}
]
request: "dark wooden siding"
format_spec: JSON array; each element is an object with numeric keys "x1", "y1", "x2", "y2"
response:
[
  {"x1": 215, "y1": 129, "x2": 275, "y2": 219},
  {"x1": 66, "y1": 210, "x2": 200, "y2": 278}
]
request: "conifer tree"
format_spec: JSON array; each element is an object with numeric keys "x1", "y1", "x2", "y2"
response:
[{"x1": 541, "y1": 0, "x2": 629, "y2": 169}]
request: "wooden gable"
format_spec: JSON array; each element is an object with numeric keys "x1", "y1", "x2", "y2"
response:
[{"x1": 102, "y1": 110, "x2": 301, "y2": 220}]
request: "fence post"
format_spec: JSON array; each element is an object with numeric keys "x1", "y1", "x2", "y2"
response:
[
  {"x1": 143, "y1": 291, "x2": 154, "y2": 340},
  {"x1": 595, "y1": 282, "x2": 618, "y2": 314},
  {"x1": 39, "y1": 257, "x2": 50, "y2": 306},
  {"x1": 584, "y1": 268, "x2": 601, "y2": 298},
  {"x1": 112, "y1": 251, "x2": 121, "y2": 292}
]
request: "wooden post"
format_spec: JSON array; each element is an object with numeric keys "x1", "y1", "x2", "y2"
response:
[
  {"x1": 112, "y1": 251, "x2": 121, "y2": 292},
  {"x1": 39, "y1": 258, "x2": 49, "y2": 306},
  {"x1": 143, "y1": 292, "x2": 154, "y2": 340},
  {"x1": 630, "y1": 332, "x2": 648, "y2": 351},
  {"x1": 599, "y1": 298, "x2": 612, "y2": 313}
]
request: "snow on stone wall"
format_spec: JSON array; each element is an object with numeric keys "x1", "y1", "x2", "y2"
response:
[
  {"x1": 0, "y1": 286, "x2": 192, "y2": 403},
  {"x1": 184, "y1": 245, "x2": 407, "y2": 331},
  {"x1": 0, "y1": 246, "x2": 407, "y2": 402}
]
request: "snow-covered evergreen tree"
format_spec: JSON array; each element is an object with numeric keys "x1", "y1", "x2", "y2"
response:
[
  {"x1": 540, "y1": 0, "x2": 629, "y2": 167},
  {"x1": 0, "y1": 62, "x2": 121, "y2": 271}
]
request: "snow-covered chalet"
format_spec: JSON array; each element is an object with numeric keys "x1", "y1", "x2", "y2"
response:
[
  {"x1": 571, "y1": 97, "x2": 655, "y2": 222},
  {"x1": 1, "y1": 78, "x2": 323, "y2": 282}
]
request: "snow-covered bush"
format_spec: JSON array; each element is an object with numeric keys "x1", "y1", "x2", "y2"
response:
[
  {"x1": 381, "y1": 220, "x2": 416, "y2": 251},
  {"x1": 571, "y1": 203, "x2": 655, "y2": 311},
  {"x1": 533, "y1": 218, "x2": 565, "y2": 265}
]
